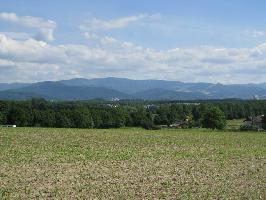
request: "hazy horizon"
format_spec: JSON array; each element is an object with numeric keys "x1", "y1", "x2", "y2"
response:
[
  {"x1": 1, "y1": 0, "x2": 266, "y2": 84},
  {"x1": 1, "y1": 76, "x2": 266, "y2": 85}
]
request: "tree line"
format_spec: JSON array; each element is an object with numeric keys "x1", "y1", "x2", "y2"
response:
[{"x1": 0, "y1": 98, "x2": 266, "y2": 130}]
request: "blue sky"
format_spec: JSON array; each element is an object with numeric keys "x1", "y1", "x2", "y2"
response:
[{"x1": 1, "y1": 0, "x2": 266, "y2": 83}]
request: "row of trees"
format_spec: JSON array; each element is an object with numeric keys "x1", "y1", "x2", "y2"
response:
[
  {"x1": 0, "y1": 99, "x2": 153, "y2": 129},
  {"x1": 1, "y1": 98, "x2": 265, "y2": 130}
]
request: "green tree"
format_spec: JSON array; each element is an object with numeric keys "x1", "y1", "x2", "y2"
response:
[
  {"x1": 71, "y1": 108, "x2": 94, "y2": 128},
  {"x1": 130, "y1": 107, "x2": 151, "y2": 127},
  {"x1": 201, "y1": 107, "x2": 226, "y2": 130},
  {"x1": 0, "y1": 101, "x2": 8, "y2": 124},
  {"x1": 33, "y1": 110, "x2": 56, "y2": 127},
  {"x1": 7, "y1": 106, "x2": 32, "y2": 126},
  {"x1": 31, "y1": 98, "x2": 48, "y2": 110},
  {"x1": 90, "y1": 110, "x2": 103, "y2": 128},
  {"x1": 0, "y1": 112, "x2": 4, "y2": 124},
  {"x1": 262, "y1": 115, "x2": 266, "y2": 130},
  {"x1": 55, "y1": 110, "x2": 72, "y2": 128}
]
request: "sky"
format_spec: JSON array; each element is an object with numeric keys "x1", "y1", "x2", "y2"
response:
[{"x1": 1, "y1": 0, "x2": 266, "y2": 83}]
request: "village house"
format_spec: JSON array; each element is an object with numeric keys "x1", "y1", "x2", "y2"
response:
[
  {"x1": 1, "y1": 125, "x2": 16, "y2": 128},
  {"x1": 169, "y1": 119, "x2": 189, "y2": 129},
  {"x1": 243, "y1": 115, "x2": 265, "y2": 130}
]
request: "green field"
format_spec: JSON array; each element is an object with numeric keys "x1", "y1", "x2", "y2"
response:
[
  {"x1": 0, "y1": 128, "x2": 265, "y2": 199},
  {"x1": 226, "y1": 119, "x2": 245, "y2": 130}
]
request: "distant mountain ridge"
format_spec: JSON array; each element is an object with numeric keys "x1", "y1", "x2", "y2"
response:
[
  {"x1": 0, "y1": 77, "x2": 266, "y2": 100},
  {"x1": 0, "y1": 81, "x2": 131, "y2": 100},
  {"x1": 0, "y1": 83, "x2": 30, "y2": 91}
]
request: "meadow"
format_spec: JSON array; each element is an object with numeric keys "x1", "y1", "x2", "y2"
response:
[
  {"x1": 226, "y1": 119, "x2": 245, "y2": 130},
  {"x1": 0, "y1": 127, "x2": 265, "y2": 199}
]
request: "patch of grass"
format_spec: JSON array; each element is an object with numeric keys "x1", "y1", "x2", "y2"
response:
[
  {"x1": 0, "y1": 188, "x2": 10, "y2": 200},
  {"x1": 0, "y1": 127, "x2": 265, "y2": 199},
  {"x1": 227, "y1": 119, "x2": 244, "y2": 130}
]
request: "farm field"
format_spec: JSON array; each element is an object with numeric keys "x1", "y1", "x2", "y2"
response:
[
  {"x1": 0, "y1": 128, "x2": 265, "y2": 199},
  {"x1": 226, "y1": 119, "x2": 245, "y2": 130}
]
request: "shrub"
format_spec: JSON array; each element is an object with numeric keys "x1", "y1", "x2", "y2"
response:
[
  {"x1": 141, "y1": 120, "x2": 161, "y2": 130},
  {"x1": 201, "y1": 107, "x2": 226, "y2": 130}
]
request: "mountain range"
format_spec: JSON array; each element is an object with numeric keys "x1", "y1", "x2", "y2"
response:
[{"x1": 0, "y1": 77, "x2": 266, "y2": 100}]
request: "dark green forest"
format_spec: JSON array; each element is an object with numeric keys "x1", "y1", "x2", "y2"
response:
[{"x1": 0, "y1": 98, "x2": 266, "y2": 130}]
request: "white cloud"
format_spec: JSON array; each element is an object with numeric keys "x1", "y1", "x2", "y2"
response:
[
  {"x1": 252, "y1": 30, "x2": 265, "y2": 38},
  {"x1": 1, "y1": 33, "x2": 266, "y2": 83},
  {"x1": 84, "y1": 32, "x2": 100, "y2": 40},
  {"x1": 0, "y1": 32, "x2": 30, "y2": 40},
  {"x1": 100, "y1": 36, "x2": 118, "y2": 46},
  {"x1": 80, "y1": 14, "x2": 159, "y2": 31},
  {"x1": 0, "y1": 12, "x2": 56, "y2": 41}
]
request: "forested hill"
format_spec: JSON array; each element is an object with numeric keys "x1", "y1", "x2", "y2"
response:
[
  {"x1": 0, "y1": 77, "x2": 266, "y2": 100},
  {"x1": 0, "y1": 82, "x2": 131, "y2": 100}
]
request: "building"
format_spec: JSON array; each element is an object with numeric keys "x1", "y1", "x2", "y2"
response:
[
  {"x1": 253, "y1": 95, "x2": 260, "y2": 100},
  {"x1": 169, "y1": 119, "x2": 189, "y2": 128},
  {"x1": 1, "y1": 125, "x2": 16, "y2": 128},
  {"x1": 111, "y1": 97, "x2": 120, "y2": 102},
  {"x1": 243, "y1": 115, "x2": 265, "y2": 130}
]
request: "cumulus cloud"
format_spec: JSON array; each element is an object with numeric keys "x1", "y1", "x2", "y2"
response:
[
  {"x1": 0, "y1": 32, "x2": 30, "y2": 40},
  {"x1": 80, "y1": 14, "x2": 160, "y2": 31},
  {"x1": 252, "y1": 30, "x2": 266, "y2": 38},
  {"x1": 1, "y1": 33, "x2": 266, "y2": 83},
  {"x1": 0, "y1": 12, "x2": 56, "y2": 41},
  {"x1": 84, "y1": 32, "x2": 142, "y2": 50}
]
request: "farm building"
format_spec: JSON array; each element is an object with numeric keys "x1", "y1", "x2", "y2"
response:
[
  {"x1": 1, "y1": 125, "x2": 16, "y2": 128},
  {"x1": 169, "y1": 119, "x2": 189, "y2": 128},
  {"x1": 242, "y1": 115, "x2": 265, "y2": 130}
]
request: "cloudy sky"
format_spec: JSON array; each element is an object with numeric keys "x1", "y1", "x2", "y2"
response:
[{"x1": 1, "y1": 0, "x2": 266, "y2": 83}]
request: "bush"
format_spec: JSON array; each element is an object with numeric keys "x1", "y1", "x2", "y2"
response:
[
  {"x1": 0, "y1": 112, "x2": 4, "y2": 124},
  {"x1": 262, "y1": 115, "x2": 266, "y2": 130},
  {"x1": 240, "y1": 125, "x2": 258, "y2": 131},
  {"x1": 141, "y1": 120, "x2": 161, "y2": 130},
  {"x1": 201, "y1": 107, "x2": 226, "y2": 130}
]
